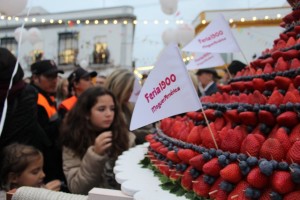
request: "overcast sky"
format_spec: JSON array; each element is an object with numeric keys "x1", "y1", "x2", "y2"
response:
[{"x1": 29, "y1": 0, "x2": 287, "y2": 66}]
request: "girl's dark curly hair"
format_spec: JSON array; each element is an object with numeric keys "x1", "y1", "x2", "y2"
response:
[{"x1": 60, "y1": 86, "x2": 129, "y2": 158}]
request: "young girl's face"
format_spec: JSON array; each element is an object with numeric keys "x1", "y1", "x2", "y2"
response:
[
  {"x1": 12, "y1": 154, "x2": 45, "y2": 188},
  {"x1": 90, "y1": 94, "x2": 115, "y2": 130}
]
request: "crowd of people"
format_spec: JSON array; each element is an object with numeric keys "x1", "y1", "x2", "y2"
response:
[
  {"x1": 0, "y1": 47, "x2": 152, "y2": 198},
  {"x1": 0, "y1": 46, "x2": 246, "y2": 198}
]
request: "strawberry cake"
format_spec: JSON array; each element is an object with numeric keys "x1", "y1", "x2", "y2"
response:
[{"x1": 144, "y1": 1, "x2": 300, "y2": 199}]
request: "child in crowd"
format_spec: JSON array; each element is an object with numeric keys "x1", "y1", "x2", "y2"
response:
[
  {"x1": 0, "y1": 143, "x2": 61, "y2": 199},
  {"x1": 60, "y1": 87, "x2": 135, "y2": 194}
]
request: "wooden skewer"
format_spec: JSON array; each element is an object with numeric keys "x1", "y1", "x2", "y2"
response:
[
  {"x1": 192, "y1": 181, "x2": 199, "y2": 183},
  {"x1": 231, "y1": 194, "x2": 239, "y2": 199},
  {"x1": 209, "y1": 190, "x2": 218, "y2": 195},
  {"x1": 201, "y1": 107, "x2": 219, "y2": 149},
  {"x1": 175, "y1": 174, "x2": 184, "y2": 177}
]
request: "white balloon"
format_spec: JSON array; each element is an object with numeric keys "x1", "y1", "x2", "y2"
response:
[
  {"x1": 159, "y1": 0, "x2": 178, "y2": 15},
  {"x1": 28, "y1": 27, "x2": 42, "y2": 45},
  {"x1": 161, "y1": 28, "x2": 178, "y2": 46},
  {"x1": 80, "y1": 59, "x2": 88, "y2": 69},
  {"x1": 0, "y1": 0, "x2": 28, "y2": 16},
  {"x1": 14, "y1": 27, "x2": 28, "y2": 43},
  {"x1": 176, "y1": 23, "x2": 195, "y2": 46}
]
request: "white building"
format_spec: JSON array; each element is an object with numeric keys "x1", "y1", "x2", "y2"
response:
[{"x1": 0, "y1": 6, "x2": 136, "y2": 77}]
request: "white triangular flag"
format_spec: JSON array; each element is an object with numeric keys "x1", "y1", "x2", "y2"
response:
[
  {"x1": 130, "y1": 43, "x2": 202, "y2": 130},
  {"x1": 183, "y1": 14, "x2": 241, "y2": 53},
  {"x1": 129, "y1": 78, "x2": 142, "y2": 103},
  {"x1": 186, "y1": 53, "x2": 225, "y2": 70}
]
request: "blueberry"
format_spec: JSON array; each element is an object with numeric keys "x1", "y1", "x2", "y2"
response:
[
  {"x1": 291, "y1": 168, "x2": 300, "y2": 184},
  {"x1": 220, "y1": 181, "x2": 234, "y2": 192},
  {"x1": 245, "y1": 187, "x2": 254, "y2": 198},
  {"x1": 246, "y1": 156, "x2": 258, "y2": 167},
  {"x1": 270, "y1": 160, "x2": 278, "y2": 169},
  {"x1": 259, "y1": 160, "x2": 274, "y2": 176},
  {"x1": 269, "y1": 104, "x2": 278, "y2": 113},
  {"x1": 278, "y1": 161, "x2": 289, "y2": 170},
  {"x1": 202, "y1": 152, "x2": 212, "y2": 161},
  {"x1": 286, "y1": 102, "x2": 294, "y2": 111},
  {"x1": 238, "y1": 153, "x2": 247, "y2": 161},
  {"x1": 218, "y1": 155, "x2": 227, "y2": 166},
  {"x1": 229, "y1": 153, "x2": 238, "y2": 161},
  {"x1": 216, "y1": 149, "x2": 223, "y2": 156},
  {"x1": 270, "y1": 191, "x2": 282, "y2": 200},
  {"x1": 209, "y1": 148, "x2": 216, "y2": 157},
  {"x1": 239, "y1": 161, "x2": 248, "y2": 170}
]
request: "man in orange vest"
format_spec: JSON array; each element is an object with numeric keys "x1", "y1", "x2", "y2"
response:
[
  {"x1": 30, "y1": 60, "x2": 66, "y2": 189},
  {"x1": 58, "y1": 66, "x2": 97, "y2": 119}
]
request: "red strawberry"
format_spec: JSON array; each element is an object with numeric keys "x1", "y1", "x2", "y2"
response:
[
  {"x1": 150, "y1": 141, "x2": 163, "y2": 151},
  {"x1": 201, "y1": 123, "x2": 220, "y2": 149},
  {"x1": 246, "y1": 167, "x2": 269, "y2": 189},
  {"x1": 260, "y1": 138, "x2": 285, "y2": 161},
  {"x1": 258, "y1": 110, "x2": 276, "y2": 126},
  {"x1": 221, "y1": 129, "x2": 243, "y2": 153},
  {"x1": 241, "y1": 134, "x2": 265, "y2": 157},
  {"x1": 289, "y1": 124, "x2": 300, "y2": 144},
  {"x1": 189, "y1": 154, "x2": 206, "y2": 171},
  {"x1": 259, "y1": 188, "x2": 273, "y2": 200},
  {"x1": 252, "y1": 90, "x2": 267, "y2": 104},
  {"x1": 160, "y1": 118, "x2": 174, "y2": 134},
  {"x1": 275, "y1": 76, "x2": 292, "y2": 90},
  {"x1": 220, "y1": 163, "x2": 242, "y2": 183},
  {"x1": 193, "y1": 175, "x2": 211, "y2": 198},
  {"x1": 145, "y1": 134, "x2": 155, "y2": 143},
  {"x1": 157, "y1": 146, "x2": 168, "y2": 156},
  {"x1": 277, "y1": 111, "x2": 299, "y2": 127},
  {"x1": 214, "y1": 117, "x2": 225, "y2": 131},
  {"x1": 265, "y1": 80, "x2": 277, "y2": 91},
  {"x1": 169, "y1": 170, "x2": 181, "y2": 182},
  {"x1": 274, "y1": 57, "x2": 289, "y2": 72},
  {"x1": 256, "y1": 68, "x2": 263, "y2": 75},
  {"x1": 177, "y1": 149, "x2": 197, "y2": 164},
  {"x1": 166, "y1": 150, "x2": 181, "y2": 163},
  {"x1": 252, "y1": 78, "x2": 265, "y2": 92},
  {"x1": 157, "y1": 163, "x2": 170, "y2": 177},
  {"x1": 187, "y1": 125, "x2": 203, "y2": 145},
  {"x1": 286, "y1": 38, "x2": 296, "y2": 48},
  {"x1": 275, "y1": 40, "x2": 287, "y2": 50},
  {"x1": 239, "y1": 111, "x2": 257, "y2": 126},
  {"x1": 283, "y1": 191, "x2": 300, "y2": 200},
  {"x1": 283, "y1": 90, "x2": 298, "y2": 104},
  {"x1": 170, "y1": 120, "x2": 185, "y2": 138},
  {"x1": 239, "y1": 93, "x2": 249, "y2": 104},
  {"x1": 261, "y1": 57, "x2": 275, "y2": 65},
  {"x1": 271, "y1": 171, "x2": 295, "y2": 194},
  {"x1": 268, "y1": 90, "x2": 284, "y2": 106},
  {"x1": 204, "y1": 109, "x2": 217, "y2": 121},
  {"x1": 293, "y1": 75, "x2": 300, "y2": 88},
  {"x1": 202, "y1": 158, "x2": 222, "y2": 177},
  {"x1": 244, "y1": 81, "x2": 254, "y2": 91},
  {"x1": 224, "y1": 109, "x2": 240, "y2": 124},
  {"x1": 228, "y1": 181, "x2": 250, "y2": 200},
  {"x1": 208, "y1": 177, "x2": 224, "y2": 199},
  {"x1": 263, "y1": 63, "x2": 274, "y2": 74},
  {"x1": 271, "y1": 127, "x2": 291, "y2": 153},
  {"x1": 186, "y1": 111, "x2": 198, "y2": 120},
  {"x1": 231, "y1": 81, "x2": 245, "y2": 92},
  {"x1": 181, "y1": 166, "x2": 194, "y2": 191},
  {"x1": 290, "y1": 58, "x2": 300, "y2": 70},
  {"x1": 286, "y1": 141, "x2": 300, "y2": 163}
]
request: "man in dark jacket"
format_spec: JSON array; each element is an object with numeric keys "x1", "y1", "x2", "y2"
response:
[{"x1": 195, "y1": 68, "x2": 221, "y2": 97}]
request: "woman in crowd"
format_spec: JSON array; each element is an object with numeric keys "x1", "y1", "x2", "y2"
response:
[
  {"x1": 0, "y1": 143, "x2": 61, "y2": 199},
  {"x1": 56, "y1": 78, "x2": 69, "y2": 107},
  {"x1": 60, "y1": 87, "x2": 135, "y2": 194},
  {"x1": 105, "y1": 69, "x2": 153, "y2": 144}
]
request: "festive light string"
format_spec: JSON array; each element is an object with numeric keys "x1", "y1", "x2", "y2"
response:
[{"x1": 0, "y1": 13, "x2": 285, "y2": 26}]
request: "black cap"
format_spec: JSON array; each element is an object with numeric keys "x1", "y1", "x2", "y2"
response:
[
  {"x1": 195, "y1": 68, "x2": 221, "y2": 79},
  {"x1": 31, "y1": 60, "x2": 64, "y2": 75},
  {"x1": 68, "y1": 67, "x2": 97, "y2": 84},
  {"x1": 228, "y1": 60, "x2": 246, "y2": 75}
]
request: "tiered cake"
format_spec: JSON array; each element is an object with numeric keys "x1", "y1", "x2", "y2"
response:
[{"x1": 145, "y1": 1, "x2": 300, "y2": 199}]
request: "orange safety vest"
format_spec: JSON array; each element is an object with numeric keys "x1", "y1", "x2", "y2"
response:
[
  {"x1": 37, "y1": 93, "x2": 58, "y2": 122},
  {"x1": 59, "y1": 96, "x2": 77, "y2": 112}
]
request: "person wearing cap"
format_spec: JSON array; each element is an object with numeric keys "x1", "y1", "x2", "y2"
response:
[
  {"x1": 58, "y1": 66, "x2": 97, "y2": 119},
  {"x1": 195, "y1": 68, "x2": 221, "y2": 97},
  {"x1": 30, "y1": 59, "x2": 67, "y2": 188}
]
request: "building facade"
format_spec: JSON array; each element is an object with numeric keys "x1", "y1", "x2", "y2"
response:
[{"x1": 0, "y1": 6, "x2": 136, "y2": 77}]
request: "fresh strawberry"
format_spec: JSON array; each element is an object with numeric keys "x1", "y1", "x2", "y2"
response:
[
  {"x1": 247, "y1": 166, "x2": 269, "y2": 189},
  {"x1": 208, "y1": 177, "x2": 224, "y2": 199},
  {"x1": 204, "y1": 109, "x2": 217, "y2": 121},
  {"x1": 267, "y1": 90, "x2": 284, "y2": 106},
  {"x1": 202, "y1": 158, "x2": 222, "y2": 177},
  {"x1": 181, "y1": 166, "x2": 194, "y2": 191},
  {"x1": 239, "y1": 111, "x2": 257, "y2": 126},
  {"x1": 275, "y1": 76, "x2": 292, "y2": 90},
  {"x1": 170, "y1": 120, "x2": 185, "y2": 138},
  {"x1": 157, "y1": 163, "x2": 170, "y2": 177},
  {"x1": 257, "y1": 187, "x2": 273, "y2": 200},
  {"x1": 274, "y1": 57, "x2": 289, "y2": 72},
  {"x1": 169, "y1": 170, "x2": 181, "y2": 182},
  {"x1": 220, "y1": 129, "x2": 243, "y2": 153},
  {"x1": 252, "y1": 90, "x2": 267, "y2": 104},
  {"x1": 260, "y1": 138, "x2": 285, "y2": 161},
  {"x1": 193, "y1": 175, "x2": 211, "y2": 198},
  {"x1": 255, "y1": 68, "x2": 263, "y2": 75},
  {"x1": 231, "y1": 81, "x2": 245, "y2": 92},
  {"x1": 241, "y1": 134, "x2": 265, "y2": 157},
  {"x1": 263, "y1": 63, "x2": 274, "y2": 74},
  {"x1": 157, "y1": 146, "x2": 168, "y2": 156},
  {"x1": 166, "y1": 150, "x2": 181, "y2": 163},
  {"x1": 277, "y1": 111, "x2": 299, "y2": 127},
  {"x1": 160, "y1": 117, "x2": 174, "y2": 134},
  {"x1": 261, "y1": 57, "x2": 275, "y2": 66},
  {"x1": 290, "y1": 58, "x2": 300, "y2": 70},
  {"x1": 201, "y1": 123, "x2": 220, "y2": 149},
  {"x1": 275, "y1": 40, "x2": 287, "y2": 50},
  {"x1": 178, "y1": 126, "x2": 191, "y2": 142},
  {"x1": 265, "y1": 80, "x2": 277, "y2": 91},
  {"x1": 271, "y1": 171, "x2": 295, "y2": 194},
  {"x1": 271, "y1": 127, "x2": 291, "y2": 153},
  {"x1": 293, "y1": 75, "x2": 300, "y2": 88},
  {"x1": 177, "y1": 149, "x2": 197, "y2": 164},
  {"x1": 239, "y1": 93, "x2": 249, "y2": 104},
  {"x1": 286, "y1": 37, "x2": 296, "y2": 48},
  {"x1": 283, "y1": 90, "x2": 298, "y2": 104},
  {"x1": 244, "y1": 81, "x2": 254, "y2": 91},
  {"x1": 228, "y1": 181, "x2": 250, "y2": 200},
  {"x1": 286, "y1": 141, "x2": 300, "y2": 163},
  {"x1": 289, "y1": 124, "x2": 300, "y2": 144},
  {"x1": 214, "y1": 117, "x2": 225, "y2": 131},
  {"x1": 145, "y1": 134, "x2": 155, "y2": 143},
  {"x1": 252, "y1": 78, "x2": 265, "y2": 92},
  {"x1": 189, "y1": 154, "x2": 206, "y2": 171},
  {"x1": 150, "y1": 141, "x2": 163, "y2": 151},
  {"x1": 258, "y1": 110, "x2": 276, "y2": 126},
  {"x1": 187, "y1": 125, "x2": 203, "y2": 145},
  {"x1": 224, "y1": 109, "x2": 240, "y2": 124},
  {"x1": 186, "y1": 111, "x2": 198, "y2": 120},
  {"x1": 220, "y1": 163, "x2": 242, "y2": 183},
  {"x1": 283, "y1": 191, "x2": 300, "y2": 200}
]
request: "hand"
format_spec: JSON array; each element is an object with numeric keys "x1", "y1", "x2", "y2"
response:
[
  {"x1": 44, "y1": 179, "x2": 61, "y2": 191},
  {"x1": 93, "y1": 131, "x2": 113, "y2": 155}
]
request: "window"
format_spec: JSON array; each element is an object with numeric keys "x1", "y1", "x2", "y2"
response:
[
  {"x1": 0, "y1": 37, "x2": 17, "y2": 55},
  {"x1": 93, "y1": 42, "x2": 110, "y2": 64},
  {"x1": 58, "y1": 32, "x2": 78, "y2": 65}
]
